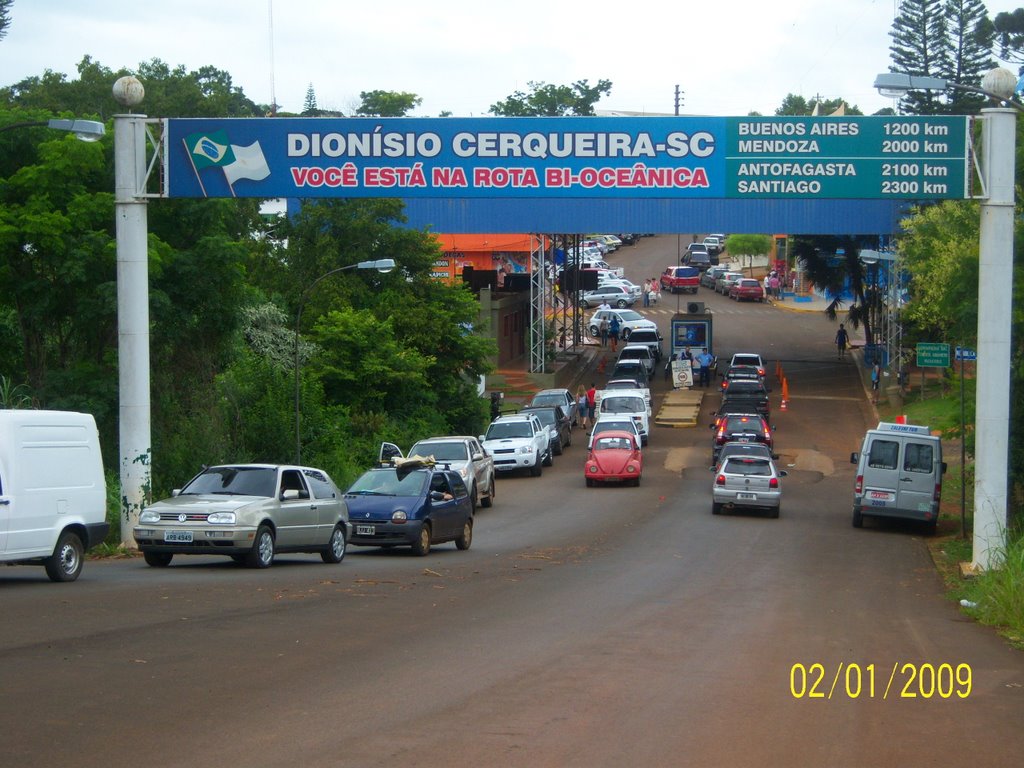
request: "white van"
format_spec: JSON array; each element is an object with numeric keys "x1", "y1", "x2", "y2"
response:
[
  {"x1": 850, "y1": 421, "x2": 946, "y2": 533},
  {"x1": 597, "y1": 391, "x2": 650, "y2": 445},
  {"x1": 0, "y1": 410, "x2": 109, "y2": 581}
]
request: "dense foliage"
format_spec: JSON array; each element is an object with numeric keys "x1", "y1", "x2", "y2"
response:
[{"x1": 0, "y1": 57, "x2": 494, "y2": 500}]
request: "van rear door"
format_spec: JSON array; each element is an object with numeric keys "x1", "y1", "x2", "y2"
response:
[
  {"x1": 897, "y1": 438, "x2": 940, "y2": 516},
  {"x1": 860, "y1": 436, "x2": 901, "y2": 513}
]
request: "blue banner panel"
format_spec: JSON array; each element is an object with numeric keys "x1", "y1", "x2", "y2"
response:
[
  {"x1": 167, "y1": 116, "x2": 970, "y2": 202},
  {"x1": 167, "y1": 117, "x2": 726, "y2": 199}
]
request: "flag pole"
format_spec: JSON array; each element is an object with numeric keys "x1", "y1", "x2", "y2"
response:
[{"x1": 181, "y1": 137, "x2": 208, "y2": 197}]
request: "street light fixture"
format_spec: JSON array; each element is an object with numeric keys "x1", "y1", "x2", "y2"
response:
[
  {"x1": 293, "y1": 259, "x2": 396, "y2": 464},
  {"x1": 0, "y1": 119, "x2": 106, "y2": 141},
  {"x1": 873, "y1": 67, "x2": 1017, "y2": 571}
]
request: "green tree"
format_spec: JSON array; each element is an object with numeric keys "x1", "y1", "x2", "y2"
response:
[
  {"x1": 989, "y1": 8, "x2": 1024, "y2": 67},
  {"x1": 0, "y1": 0, "x2": 12, "y2": 41},
  {"x1": 489, "y1": 79, "x2": 612, "y2": 116},
  {"x1": 789, "y1": 236, "x2": 878, "y2": 343},
  {"x1": 889, "y1": 0, "x2": 950, "y2": 114},
  {"x1": 944, "y1": 0, "x2": 995, "y2": 113},
  {"x1": 724, "y1": 234, "x2": 772, "y2": 275},
  {"x1": 355, "y1": 90, "x2": 422, "y2": 117},
  {"x1": 302, "y1": 83, "x2": 320, "y2": 116},
  {"x1": 775, "y1": 94, "x2": 864, "y2": 116}
]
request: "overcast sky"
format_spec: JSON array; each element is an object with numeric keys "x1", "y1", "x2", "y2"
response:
[{"x1": 1, "y1": 0, "x2": 1020, "y2": 117}]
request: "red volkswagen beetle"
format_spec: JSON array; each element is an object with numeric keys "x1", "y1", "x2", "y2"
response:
[{"x1": 584, "y1": 430, "x2": 643, "y2": 487}]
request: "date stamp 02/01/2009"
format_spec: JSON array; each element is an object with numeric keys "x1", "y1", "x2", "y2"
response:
[{"x1": 790, "y1": 662, "x2": 973, "y2": 700}]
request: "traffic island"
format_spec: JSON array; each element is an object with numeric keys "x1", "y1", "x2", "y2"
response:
[{"x1": 654, "y1": 388, "x2": 704, "y2": 428}]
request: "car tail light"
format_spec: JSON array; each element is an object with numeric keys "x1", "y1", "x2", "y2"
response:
[
  {"x1": 933, "y1": 483, "x2": 941, "y2": 503},
  {"x1": 757, "y1": 367, "x2": 766, "y2": 377},
  {"x1": 854, "y1": 475, "x2": 863, "y2": 494},
  {"x1": 769, "y1": 477, "x2": 779, "y2": 489},
  {"x1": 763, "y1": 425, "x2": 772, "y2": 440},
  {"x1": 715, "y1": 474, "x2": 726, "y2": 485}
]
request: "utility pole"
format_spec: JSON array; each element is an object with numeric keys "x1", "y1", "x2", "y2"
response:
[{"x1": 674, "y1": 85, "x2": 685, "y2": 116}]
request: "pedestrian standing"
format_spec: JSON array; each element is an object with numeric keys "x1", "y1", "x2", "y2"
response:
[
  {"x1": 642, "y1": 281, "x2": 650, "y2": 307},
  {"x1": 599, "y1": 317, "x2": 609, "y2": 347},
  {"x1": 577, "y1": 387, "x2": 589, "y2": 429},
  {"x1": 609, "y1": 315, "x2": 621, "y2": 352},
  {"x1": 697, "y1": 348, "x2": 714, "y2": 387},
  {"x1": 871, "y1": 360, "x2": 881, "y2": 403},
  {"x1": 586, "y1": 383, "x2": 598, "y2": 427},
  {"x1": 835, "y1": 323, "x2": 849, "y2": 360},
  {"x1": 769, "y1": 273, "x2": 780, "y2": 300}
]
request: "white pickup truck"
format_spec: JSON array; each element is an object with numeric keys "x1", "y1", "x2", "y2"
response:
[{"x1": 382, "y1": 437, "x2": 496, "y2": 508}]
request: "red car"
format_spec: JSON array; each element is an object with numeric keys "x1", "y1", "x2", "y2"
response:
[
  {"x1": 729, "y1": 278, "x2": 765, "y2": 302},
  {"x1": 584, "y1": 430, "x2": 643, "y2": 487}
]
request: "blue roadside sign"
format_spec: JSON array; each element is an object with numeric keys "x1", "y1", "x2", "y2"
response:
[{"x1": 955, "y1": 346, "x2": 977, "y2": 361}]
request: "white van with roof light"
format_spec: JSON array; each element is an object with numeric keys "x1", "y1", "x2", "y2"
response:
[{"x1": 850, "y1": 421, "x2": 946, "y2": 533}]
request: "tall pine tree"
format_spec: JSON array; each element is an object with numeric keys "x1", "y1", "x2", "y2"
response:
[
  {"x1": 890, "y1": 0, "x2": 950, "y2": 114},
  {"x1": 944, "y1": 0, "x2": 994, "y2": 113}
]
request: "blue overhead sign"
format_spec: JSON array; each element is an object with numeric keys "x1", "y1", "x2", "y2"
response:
[{"x1": 165, "y1": 116, "x2": 971, "y2": 201}]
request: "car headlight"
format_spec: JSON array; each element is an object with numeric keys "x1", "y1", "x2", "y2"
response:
[
  {"x1": 139, "y1": 510, "x2": 160, "y2": 524},
  {"x1": 518, "y1": 445, "x2": 535, "y2": 455},
  {"x1": 391, "y1": 510, "x2": 408, "y2": 523},
  {"x1": 626, "y1": 465, "x2": 637, "y2": 473},
  {"x1": 206, "y1": 512, "x2": 236, "y2": 524},
  {"x1": 588, "y1": 465, "x2": 598, "y2": 473}
]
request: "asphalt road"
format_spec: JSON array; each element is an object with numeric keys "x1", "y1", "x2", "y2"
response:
[{"x1": 2, "y1": 236, "x2": 1021, "y2": 768}]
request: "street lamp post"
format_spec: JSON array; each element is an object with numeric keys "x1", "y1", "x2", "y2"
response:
[
  {"x1": 293, "y1": 259, "x2": 396, "y2": 464},
  {"x1": 0, "y1": 118, "x2": 105, "y2": 141},
  {"x1": 874, "y1": 68, "x2": 1018, "y2": 571}
]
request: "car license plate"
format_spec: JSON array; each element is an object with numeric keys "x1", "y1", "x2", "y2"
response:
[
  {"x1": 869, "y1": 491, "x2": 894, "y2": 501},
  {"x1": 356, "y1": 525, "x2": 375, "y2": 536},
  {"x1": 164, "y1": 530, "x2": 193, "y2": 543},
  {"x1": 737, "y1": 492, "x2": 757, "y2": 500}
]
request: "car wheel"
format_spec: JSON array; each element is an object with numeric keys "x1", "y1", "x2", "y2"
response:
[
  {"x1": 143, "y1": 551, "x2": 173, "y2": 568},
  {"x1": 543, "y1": 448, "x2": 553, "y2": 467},
  {"x1": 530, "y1": 459, "x2": 543, "y2": 477},
  {"x1": 616, "y1": 299, "x2": 628, "y2": 308},
  {"x1": 455, "y1": 518, "x2": 473, "y2": 550},
  {"x1": 565, "y1": 431, "x2": 572, "y2": 448},
  {"x1": 769, "y1": 505, "x2": 780, "y2": 519},
  {"x1": 469, "y1": 483, "x2": 479, "y2": 511},
  {"x1": 481, "y1": 475, "x2": 495, "y2": 508},
  {"x1": 589, "y1": 325, "x2": 599, "y2": 338},
  {"x1": 44, "y1": 531, "x2": 85, "y2": 582},
  {"x1": 412, "y1": 524, "x2": 431, "y2": 556},
  {"x1": 586, "y1": 477, "x2": 595, "y2": 487},
  {"x1": 246, "y1": 525, "x2": 275, "y2": 568},
  {"x1": 712, "y1": 502, "x2": 723, "y2": 515},
  {"x1": 321, "y1": 524, "x2": 347, "y2": 564},
  {"x1": 852, "y1": 508, "x2": 863, "y2": 528}
]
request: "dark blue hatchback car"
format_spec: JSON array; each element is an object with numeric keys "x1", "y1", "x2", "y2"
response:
[{"x1": 345, "y1": 460, "x2": 474, "y2": 556}]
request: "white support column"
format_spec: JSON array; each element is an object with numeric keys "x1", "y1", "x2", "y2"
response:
[
  {"x1": 973, "y1": 107, "x2": 1015, "y2": 571},
  {"x1": 115, "y1": 113, "x2": 152, "y2": 546}
]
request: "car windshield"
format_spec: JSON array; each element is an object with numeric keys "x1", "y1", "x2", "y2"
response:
[
  {"x1": 409, "y1": 441, "x2": 468, "y2": 462},
  {"x1": 727, "y1": 381, "x2": 765, "y2": 393},
  {"x1": 732, "y1": 355, "x2": 762, "y2": 367},
  {"x1": 617, "y1": 311, "x2": 643, "y2": 322},
  {"x1": 594, "y1": 421, "x2": 634, "y2": 434},
  {"x1": 601, "y1": 397, "x2": 644, "y2": 414},
  {"x1": 531, "y1": 394, "x2": 565, "y2": 407},
  {"x1": 725, "y1": 416, "x2": 762, "y2": 431},
  {"x1": 181, "y1": 466, "x2": 277, "y2": 497},
  {"x1": 629, "y1": 331, "x2": 658, "y2": 342},
  {"x1": 723, "y1": 458, "x2": 772, "y2": 476},
  {"x1": 525, "y1": 410, "x2": 556, "y2": 427},
  {"x1": 596, "y1": 436, "x2": 633, "y2": 451},
  {"x1": 485, "y1": 422, "x2": 533, "y2": 440},
  {"x1": 347, "y1": 468, "x2": 428, "y2": 496}
]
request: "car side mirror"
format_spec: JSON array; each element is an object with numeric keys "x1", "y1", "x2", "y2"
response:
[
  {"x1": 850, "y1": 452, "x2": 859, "y2": 464},
  {"x1": 779, "y1": 470, "x2": 788, "y2": 477},
  {"x1": 472, "y1": 452, "x2": 484, "y2": 461},
  {"x1": 941, "y1": 461, "x2": 948, "y2": 474},
  {"x1": 281, "y1": 489, "x2": 300, "y2": 501}
]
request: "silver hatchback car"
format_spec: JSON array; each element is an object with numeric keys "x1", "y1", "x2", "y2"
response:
[
  {"x1": 134, "y1": 464, "x2": 350, "y2": 568},
  {"x1": 711, "y1": 455, "x2": 787, "y2": 518}
]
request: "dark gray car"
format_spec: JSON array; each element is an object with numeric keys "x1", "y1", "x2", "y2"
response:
[{"x1": 521, "y1": 405, "x2": 572, "y2": 456}]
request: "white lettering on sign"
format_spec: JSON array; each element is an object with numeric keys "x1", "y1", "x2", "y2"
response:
[
  {"x1": 737, "y1": 162, "x2": 857, "y2": 176},
  {"x1": 737, "y1": 139, "x2": 821, "y2": 153}
]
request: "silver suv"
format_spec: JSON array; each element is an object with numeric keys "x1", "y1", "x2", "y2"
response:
[{"x1": 480, "y1": 413, "x2": 551, "y2": 476}]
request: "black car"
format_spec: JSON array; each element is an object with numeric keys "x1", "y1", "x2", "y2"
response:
[
  {"x1": 711, "y1": 413, "x2": 774, "y2": 462},
  {"x1": 721, "y1": 378, "x2": 771, "y2": 419},
  {"x1": 684, "y1": 249, "x2": 714, "y2": 271},
  {"x1": 521, "y1": 404, "x2": 572, "y2": 456}
]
